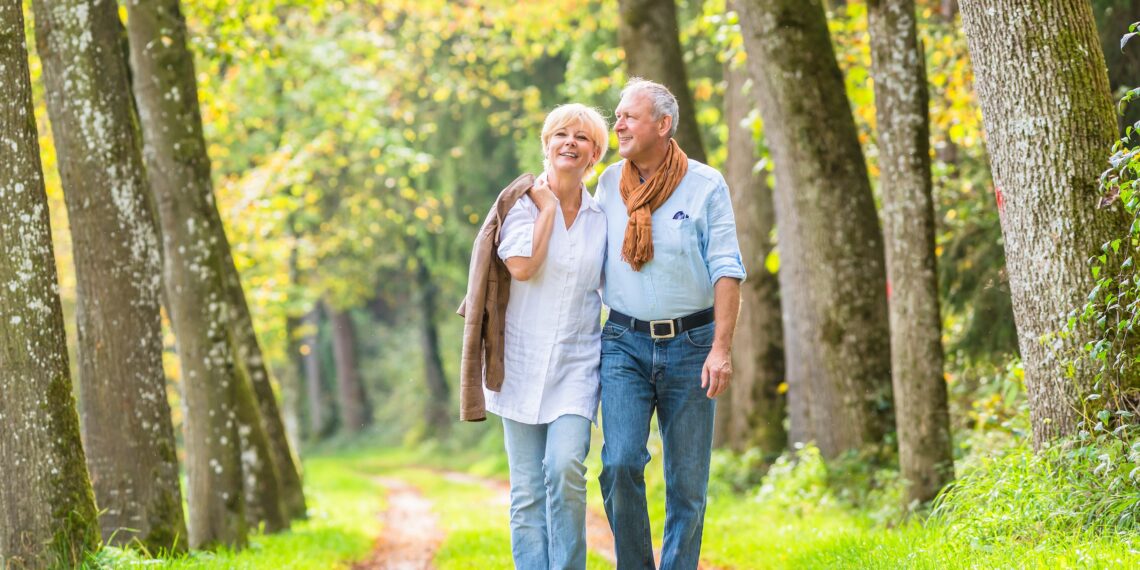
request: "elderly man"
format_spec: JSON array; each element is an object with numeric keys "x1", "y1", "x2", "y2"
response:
[{"x1": 594, "y1": 78, "x2": 745, "y2": 569}]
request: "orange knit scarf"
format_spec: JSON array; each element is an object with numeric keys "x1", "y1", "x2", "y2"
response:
[{"x1": 619, "y1": 139, "x2": 689, "y2": 271}]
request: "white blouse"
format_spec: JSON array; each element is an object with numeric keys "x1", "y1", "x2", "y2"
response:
[{"x1": 485, "y1": 186, "x2": 606, "y2": 425}]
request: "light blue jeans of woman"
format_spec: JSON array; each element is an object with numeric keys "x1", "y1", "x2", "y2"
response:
[{"x1": 502, "y1": 413, "x2": 592, "y2": 570}]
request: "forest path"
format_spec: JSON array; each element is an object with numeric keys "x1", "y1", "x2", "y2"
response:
[
  {"x1": 353, "y1": 477, "x2": 443, "y2": 570},
  {"x1": 438, "y1": 470, "x2": 620, "y2": 566},
  {"x1": 355, "y1": 468, "x2": 726, "y2": 569}
]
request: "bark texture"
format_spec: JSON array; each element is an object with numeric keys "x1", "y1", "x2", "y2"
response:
[
  {"x1": 116, "y1": 0, "x2": 246, "y2": 548},
  {"x1": 718, "y1": 57, "x2": 786, "y2": 455},
  {"x1": 222, "y1": 258, "x2": 307, "y2": 520},
  {"x1": 960, "y1": 0, "x2": 1128, "y2": 445},
  {"x1": 32, "y1": 0, "x2": 188, "y2": 552},
  {"x1": 0, "y1": 3, "x2": 101, "y2": 564},
  {"x1": 232, "y1": 366, "x2": 288, "y2": 533},
  {"x1": 416, "y1": 261, "x2": 452, "y2": 438},
  {"x1": 125, "y1": 0, "x2": 306, "y2": 528},
  {"x1": 616, "y1": 0, "x2": 707, "y2": 162},
  {"x1": 737, "y1": 0, "x2": 894, "y2": 458},
  {"x1": 868, "y1": 0, "x2": 954, "y2": 503},
  {"x1": 330, "y1": 308, "x2": 372, "y2": 433}
]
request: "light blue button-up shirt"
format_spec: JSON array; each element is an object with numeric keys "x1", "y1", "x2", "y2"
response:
[{"x1": 595, "y1": 158, "x2": 747, "y2": 321}]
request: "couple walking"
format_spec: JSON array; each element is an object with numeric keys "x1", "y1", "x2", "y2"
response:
[{"x1": 460, "y1": 78, "x2": 745, "y2": 570}]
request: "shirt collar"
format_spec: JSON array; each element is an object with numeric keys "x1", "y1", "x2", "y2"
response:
[{"x1": 582, "y1": 185, "x2": 602, "y2": 213}]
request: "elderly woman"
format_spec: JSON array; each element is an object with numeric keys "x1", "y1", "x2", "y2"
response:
[{"x1": 487, "y1": 103, "x2": 609, "y2": 570}]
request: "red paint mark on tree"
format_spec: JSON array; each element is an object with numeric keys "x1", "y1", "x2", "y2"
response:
[
  {"x1": 886, "y1": 278, "x2": 892, "y2": 299},
  {"x1": 994, "y1": 185, "x2": 1005, "y2": 213}
]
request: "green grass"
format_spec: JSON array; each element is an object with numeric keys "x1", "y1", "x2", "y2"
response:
[
  {"x1": 93, "y1": 451, "x2": 383, "y2": 569},
  {"x1": 85, "y1": 428, "x2": 1140, "y2": 569}
]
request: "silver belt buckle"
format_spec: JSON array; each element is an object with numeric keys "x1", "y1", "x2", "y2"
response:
[{"x1": 650, "y1": 319, "x2": 676, "y2": 339}]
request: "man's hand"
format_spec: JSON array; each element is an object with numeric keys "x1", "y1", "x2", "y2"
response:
[{"x1": 701, "y1": 345, "x2": 732, "y2": 399}]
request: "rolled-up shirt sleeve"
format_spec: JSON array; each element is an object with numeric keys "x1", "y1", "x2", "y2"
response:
[
  {"x1": 497, "y1": 197, "x2": 536, "y2": 260},
  {"x1": 702, "y1": 181, "x2": 747, "y2": 284}
]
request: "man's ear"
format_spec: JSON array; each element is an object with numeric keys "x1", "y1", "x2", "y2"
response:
[{"x1": 658, "y1": 115, "x2": 673, "y2": 138}]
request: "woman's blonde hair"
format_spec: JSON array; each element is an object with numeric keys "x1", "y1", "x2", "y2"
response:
[{"x1": 540, "y1": 103, "x2": 609, "y2": 171}]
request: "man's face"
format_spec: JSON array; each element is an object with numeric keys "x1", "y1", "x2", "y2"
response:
[{"x1": 614, "y1": 92, "x2": 669, "y2": 164}]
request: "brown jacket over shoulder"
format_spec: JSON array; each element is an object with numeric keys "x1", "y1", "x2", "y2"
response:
[{"x1": 457, "y1": 173, "x2": 535, "y2": 422}]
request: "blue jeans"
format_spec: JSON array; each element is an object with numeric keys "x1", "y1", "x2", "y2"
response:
[
  {"x1": 599, "y1": 320, "x2": 716, "y2": 570},
  {"x1": 502, "y1": 414, "x2": 592, "y2": 570}
]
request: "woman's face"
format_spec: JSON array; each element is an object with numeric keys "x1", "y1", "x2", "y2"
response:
[{"x1": 545, "y1": 121, "x2": 598, "y2": 175}]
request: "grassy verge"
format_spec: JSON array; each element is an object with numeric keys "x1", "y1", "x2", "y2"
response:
[
  {"x1": 93, "y1": 450, "x2": 383, "y2": 569},
  {"x1": 87, "y1": 425, "x2": 1140, "y2": 569}
]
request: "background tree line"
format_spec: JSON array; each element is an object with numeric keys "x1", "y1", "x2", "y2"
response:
[{"x1": 3, "y1": 0, "x2": 1140, "y2": 566}]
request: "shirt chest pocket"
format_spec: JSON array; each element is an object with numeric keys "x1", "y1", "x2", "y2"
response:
[{"x1": 655, "y1": 217, "x2": 699, "y2": 256}]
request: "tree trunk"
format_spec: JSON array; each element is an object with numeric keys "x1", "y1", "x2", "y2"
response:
[
  {"x1": 868, "y1": 0, "x2": 955, "y2": 504},
  {"x1": 231, "y1": 365, "x2": 288, "y2": 533},
  {"x1": 940, "y1": 0, "x2": 958, "y2": 20},
  {"x1": 616, "y1": 0, "x2": 707, "y2": 163},
  {"x1": 283, "y1": 313, "x2": 304, "y2": 451},
  {"x1": 223, "y1": 255, "x2": 307, "y2": 521},
  {"x1": 302, "y1": 306, "x2": 332, "y2": 438},
  {"x1": 736, "y1": 0, "x2": 894, "y2": 458},
  {"x1": 415, "y1": 260, "x2": 452, "y2": 438},
  {"x1": 32, "y1": 0, "x2": 189, "y2": 551},
  {"x1": 125, "y1": 0, "x2": 306, "y2": 526},
  {"x1": 719, "y1": 55, "x2": 787, "y2": 455},
  {"x1": 960, "y1": 0, "x2": 1127, "y2": 446},
  {"x1": 0, "y1": 4, "x2": 101, "y2": 564},
  {"x1": 330, "y1": 308, "x2": 372, "y2": 433}
]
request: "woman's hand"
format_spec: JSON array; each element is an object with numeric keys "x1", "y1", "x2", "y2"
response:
[{"x1": 528, "y1": 177, "x2": 557, "y2": 212}]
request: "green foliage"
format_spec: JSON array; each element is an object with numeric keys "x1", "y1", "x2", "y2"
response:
[
  {"x1": 946, "y1": 358, "x2": 1028, "y2": 439},
  {"x1": 1065, "y1": 25, "x2": 1140, "y2": 429},
  {"x1": 698, "y1": 440, "x2": 1140, "y2": 568},
  {"x1": 932, "y1": 436, "x2": 1140, "y2": 545}
]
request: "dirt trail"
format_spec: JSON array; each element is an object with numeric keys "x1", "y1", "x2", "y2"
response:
[
  {"x1": 440, "y1": 471, "x2": 618, "y2": 566},
  {"x1": 358, "y1": 470, "x2": 724, "y2": 569},
  {"x1": 353, "y1": 477, "x2": 443, "y2": 570}
]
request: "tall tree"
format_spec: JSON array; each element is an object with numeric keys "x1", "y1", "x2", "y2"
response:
[
  {"x1": 717, "y1": 55, "x2": 786, "y2": 455},
  {"x1": 330, "y1": 307, "x2": 373, "y2": 432},
  {"x1": 124, "y1": 0, "x2": 306, "y2": 522},
  {"x1": 414, "y1": 257, "x2": 452, "y2": 437},
  {"x1": 0, "y1": 2, "x2": 100, "y2": 564},
  {"x1": 224, "y1": 258, "x2": 307, "y2": 520},
  {"x1": 960, "y1": 0, "x2": 1128, "y2": 445},
  {"x1": 301, "y1": 305, "x2": 332, "y2": 438},
  {"x1": 736, "y1": 0, "x2": 894, "y2": 458},
  {"x1": 868, "y1": 0, "x2": 955, "y2": 503},
  {"x1": 32, "y1": 0, "x2": 188, "y2": 551},
  {"x1": 940, "y1": 0, "x2": 958, "y2": 20},
  {"x1": 616, "y1": 0, "x2": 707, "y2": 162}
]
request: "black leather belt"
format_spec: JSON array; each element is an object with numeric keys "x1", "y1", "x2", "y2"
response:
[{"x1": 606, "y1": 307, "x2": 714, "y2": 340}]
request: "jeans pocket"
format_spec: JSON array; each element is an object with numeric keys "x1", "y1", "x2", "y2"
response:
[
  {"x1": 601, "y1": 321, "x2": 627, "y2": 341},
  {"x1": 684, "y1": 322, "x2": 715, "y2": 348}
]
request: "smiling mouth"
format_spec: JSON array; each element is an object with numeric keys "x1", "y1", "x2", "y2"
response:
[{"x1": 559, "y1": 152, "x2": 579, "y2": 158}]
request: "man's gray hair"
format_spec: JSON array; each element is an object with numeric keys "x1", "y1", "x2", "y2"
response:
[{"x1": 621, "y1": 78, "x2": 680, "y2": 139}]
